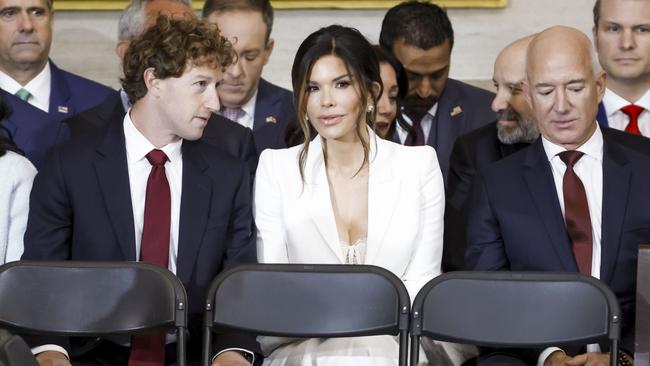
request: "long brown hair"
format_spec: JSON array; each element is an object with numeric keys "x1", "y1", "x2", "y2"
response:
[{"x1": 291, "y1": 25, "x2": 382, "y2": 181}]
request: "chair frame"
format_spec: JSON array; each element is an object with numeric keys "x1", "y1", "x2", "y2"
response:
[
  {"x1": 202, "y1": 263, "x2": 410, "y2": 366},
  {"x1": 0, "y1": 261, "x2": 188, "y2": 366},
  {"x1": 410, "y1": 271, "x2": 621, "y2": 366}
]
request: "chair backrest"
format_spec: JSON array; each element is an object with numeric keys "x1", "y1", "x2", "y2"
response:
[
  {"x1": 410, "y1": 271, "x2": 621, "y2": 366},
  {"x1": 0, "y1": 329, "x2": 38, "y2": 366},
  {"x1": 0, "y1": 261, "x2": 188, "y2": 365},
  {"x1": 203, "y1": 264, "x2": 410, "y2": 366}
]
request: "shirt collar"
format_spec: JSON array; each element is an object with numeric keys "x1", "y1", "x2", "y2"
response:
[
  {"x1": 123, "y1": 109, "x2": 183, "y2": 165},
  {"x1": 603, "y1": 87, "x2": 650, "y2": 117},
  {"x1": 0, "y1": 61, "x2": 51, "y2": 103},
  {"x1": 542, "y1": 122, "x2": 604, "y2": 163},
  {"x1": 240, "y1": 89, "x2": 258, "y2": 118},
  {"x1": 399, "y1": 102, "x2": 439, "y2": 125}
]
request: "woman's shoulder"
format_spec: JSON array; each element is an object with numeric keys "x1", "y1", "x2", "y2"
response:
[
  {"x1": 0, "y1": 151, "x2": 37, "y2": 178},
  {"x1": 259, "y1": 144, "x2": 303, "y2": 164}
]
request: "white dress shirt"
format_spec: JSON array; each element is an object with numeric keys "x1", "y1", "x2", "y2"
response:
[
  {"x1": 395, "y1": 102, "x2": 438, "y2": 144},
  {"x1": 123, "y1": 111, "x2": 182, "y2": 273},
  {"x1": 602, "y1": 88, "x2": 650, "y2": 136},
  {"x1": 226, "y1": 91, "x2": 257, "y2": 130},
  {"x1": 0, "y1": 62, "x2": 51, "y2": 112},
  {"x1": 537, "y1": 124, "x2": 604, "y2": 365}
]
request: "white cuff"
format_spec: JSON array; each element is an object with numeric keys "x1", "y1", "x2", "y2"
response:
[
  {"x1": 31, "y1": 344, "x2": 70, "y2": 359},
  {"x1": 537, "y1": 347, "x2": 564, "y2": 366},
  {"x1": 212, "y1": 347, "x2": 255, "y2": 365}
]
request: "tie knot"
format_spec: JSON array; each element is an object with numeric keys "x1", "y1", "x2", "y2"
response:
[
  {"x1": 146, "y1": 149, "x2": 168, "y2": 166},
  {"x1": 222, "y1": 107, "x2": 243, "y2": 121},
  {"x1": 621, "y1": 104, "x2": 644, "y2": 119},
  {"x1": 558, "y1": 150, "x2": 584, "y2": 167},
  {"x1": 14, "y1": 88, "x2": 32, "y2": 102}
]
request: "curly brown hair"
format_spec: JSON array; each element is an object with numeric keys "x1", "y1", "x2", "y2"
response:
[{"x1": 121, "y1": 15, "x2": 235, "y2": 104}]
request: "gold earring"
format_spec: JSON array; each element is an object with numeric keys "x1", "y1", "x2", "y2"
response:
[{"x1": 367, "y1": 105, "x2": 374, "y2": 112}]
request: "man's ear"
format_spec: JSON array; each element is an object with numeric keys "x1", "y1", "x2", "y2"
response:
[
  {"x1": 143, "y1": 67, "x2": 161, "y2": 97},
  {"x1": 522, "y1": 80, "x2": 533, "y2": 108},
  {"x1": 595, "y1": 70, "x2": 607, "y2": 103},
  {"x1": 115, "y1": 40, "x2": 129, "y2": 60},
  {"x1": 262, "y1": 37, "x2": 275, "y2": 65}
]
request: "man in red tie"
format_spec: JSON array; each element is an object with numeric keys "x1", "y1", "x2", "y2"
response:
[
  {"x1": 465, "y1": 26, "x2": 650, "y2": 366},
  {"x1": 23, "y1": 16, "x2": 259, "y2": 366},
  {"x1": 593, "y1": 0, "x2": 650, "y2": 136}
]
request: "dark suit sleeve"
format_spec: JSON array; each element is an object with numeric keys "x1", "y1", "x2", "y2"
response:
[
  {"x1": 443, "y1": 137, "x2": 476, "y2": 271},
  {"x1": 463, "y1": 171, "x2": 510, "y2": 271},
  {"x1": 21, "y1": 148, "x2": 72, "y2": 353},
  {"x1": 22, "y1": 147, "x2": 73, "y2": 261},
  {"x1": 214, "y1": 162, "x2": 261, "y2": 356},
  {"x1": 241, "y1": 129, "x2": 259, "y2": 185}
]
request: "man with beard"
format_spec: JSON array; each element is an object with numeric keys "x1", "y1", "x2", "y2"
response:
[
  {"x1": 379, "y1": 1, "x2": 494, "y2": 182},
  {"x1": 593, "y1": 0, "x2": 650, "y2": 137},
  {"x1": 442, "y1": 35, "x2": 538, "y2": 272}
]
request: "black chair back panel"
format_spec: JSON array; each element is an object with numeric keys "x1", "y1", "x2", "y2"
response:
[
  {"x1": 0, "y1": 262, "x2": 183, "y2": 335},
  {"x1": 0, "y1": 329, "x2": 38, "y2": 366},
  {"x1": 419, "y1": 277, "x2": 610, "y2": 347},
  {"x1": 211, "y1": 269, "x2": 400, "y2": 337}
]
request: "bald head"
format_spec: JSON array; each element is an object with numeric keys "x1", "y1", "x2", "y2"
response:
[
  {"x1": 491, "y1": 34, "x2": 538, "y2": 144},
  {"x1": 526, "y1": 26, "x2": 596, "y2": 81},
  {"x1": 525, "y1": 26, "x2": 606, "y2": 150}
]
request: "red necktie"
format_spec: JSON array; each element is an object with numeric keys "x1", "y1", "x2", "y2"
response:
[
  {"x1": 404, "y1": 116, "x2": 425, "y2": 146},
  {"x1": 620, "y1": 104, "x2": 644, "y2": 135},
  {"x1": 559, "y1": 151, "x2": 592, "y2": 275},
  {"x1": 129, "y1": 149, "x2": 171, "y2": 366}
]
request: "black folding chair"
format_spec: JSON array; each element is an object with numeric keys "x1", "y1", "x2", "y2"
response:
[
  {"x1": 203, "y1": 264, "x2": 410, "y2": 366},
  {"x1": 0, "y1": 329, "x2": 38, "y2": 366},
  {"x1": 410, "y1": 271, "x2": 621, "y2": 366},
  {"x1": 0, "y1": 261, "x2": 188, "y2": 366}
]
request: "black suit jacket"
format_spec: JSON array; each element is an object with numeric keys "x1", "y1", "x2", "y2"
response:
[
  {"x1": 443, "y1": 121, "x2": 530, "y2": 271},
  {"x1": 465, "y1": 127, "x2": 650, "y2": 356},
  {"x1": 250, "y1": 78, "x2": 295, "y2": 152},
  {"x1": 65, "y1": 91, "x2": 259, "y2": 178},
  {"x1": 22, "y1": 119, "x2": 260, "y2": 360}
]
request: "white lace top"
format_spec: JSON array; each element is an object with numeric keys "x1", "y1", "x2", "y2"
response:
[{"x1": 340, "y1": 238, "x2": 367, "y2": 264}]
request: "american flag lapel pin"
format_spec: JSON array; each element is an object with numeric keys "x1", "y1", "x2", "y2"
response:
[
  {"x1": 450, "y1": 105, "x2": 463, "y2": 116},
  {"x1": 265, "y1": 116, "x2": 277, "y2": 124},
  {"x1": 58, "y1": 105, "x2": 69, "y2": 114}
]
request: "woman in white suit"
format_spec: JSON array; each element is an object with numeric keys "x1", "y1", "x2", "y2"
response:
[{"x1": 254, "y1": 25, "x2": 444, "y2": 365}]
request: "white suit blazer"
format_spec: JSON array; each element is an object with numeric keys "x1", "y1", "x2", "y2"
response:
[{"x1": 253, "y1": 132, "x2": 444, "y2": 300}]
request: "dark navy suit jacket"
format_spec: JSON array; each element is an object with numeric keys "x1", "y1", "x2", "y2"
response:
[
  {"x1": 443, "y1": 121, "x2": 530, "y2": 271},
  {"x1": 22, "y1": 119, "x2": 260, "y2": 359},
  {"x1": 0, "y1": 62, "x2": 113, "y2": 167},
  {"x1": 250, "y1": 78, "x2": 295, "y2": 152},
  {"x1": 465, "y1": 127, "x2": 650, "y2": 355},
  {"x1": 597, "y1": 102, "x2": 608, "y2": 127},
  {"x1": 393, "y1": 78, "x2": 495, "y2": 184}
]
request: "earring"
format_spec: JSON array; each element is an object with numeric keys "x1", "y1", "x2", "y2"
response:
[
  {"x1": 304, "y1": 113, "x2": 309, "y2": 122},
  {"x1": 367, "y1": 105, "x2": 374, "y2": 112}
]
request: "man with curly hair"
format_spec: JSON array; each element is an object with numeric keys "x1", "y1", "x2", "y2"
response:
[{"x1": 23, "y1": 16, "x2": 259, "y2": 366}]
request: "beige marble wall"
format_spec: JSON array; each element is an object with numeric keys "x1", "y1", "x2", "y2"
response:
[{"x1": 50, "y1": 0, "x2": 596, "y2": 91}]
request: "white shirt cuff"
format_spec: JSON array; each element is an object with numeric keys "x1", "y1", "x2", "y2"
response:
[
  {"x1": 31, "y1": 344, "x2": 69, "y2": 359},
  {"x1": 538, "y1": 347, "x2": 564, "y2": 366},
  {"x1": 212, "y1": 347, "x2": 255, "y2": 365}
]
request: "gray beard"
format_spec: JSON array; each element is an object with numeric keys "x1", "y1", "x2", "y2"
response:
[{"x1": 496, "y1": 118, "x2": 539, "y2": 145}]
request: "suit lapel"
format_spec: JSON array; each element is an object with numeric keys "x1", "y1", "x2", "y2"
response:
[
  {"x1": 366, "y1": 137, "x2": 400, "y2": 264},
  {"x1": 597, "y1": 102, "x2": 609, "y2": 128},
  {"x1": 253, "y1": 79, "x2": 279, "y2": 131},
  {"x1": 48, "y1": 62, "x2": 73, "y2": 119},
  {"x1": 306, "y1": 138, "x2": 344, "y2": 262},
  {"x1": 94, "y1": 120, "x2": 136, "y2": 260},
  {"x1": 600, "y1": 133, "x2": 630, "y2": 284},
  {"x1": 523, "y1": 140, "x2": 577, "y2": 271},
  {"x1": 176, "y1": 141, "x2": 212, "y2": 285}
]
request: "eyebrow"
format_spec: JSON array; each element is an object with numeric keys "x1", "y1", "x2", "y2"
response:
[{"x1": 308, "y1": 73, "x2": 351, "y2": 84}]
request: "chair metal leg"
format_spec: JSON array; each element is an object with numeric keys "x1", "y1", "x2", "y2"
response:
[
  {"x1": 202, "y1": 326, "x2": 212, "y2": 366},
  {"x1": 410, "y1": 336, "x2": 420, "y2": 366},
  {"x1": 177, "y1": 326, "x2": 186, "y2": 366},
  {"x1": 610, "y1": 340, "x2": 618, "y2": 366}
]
